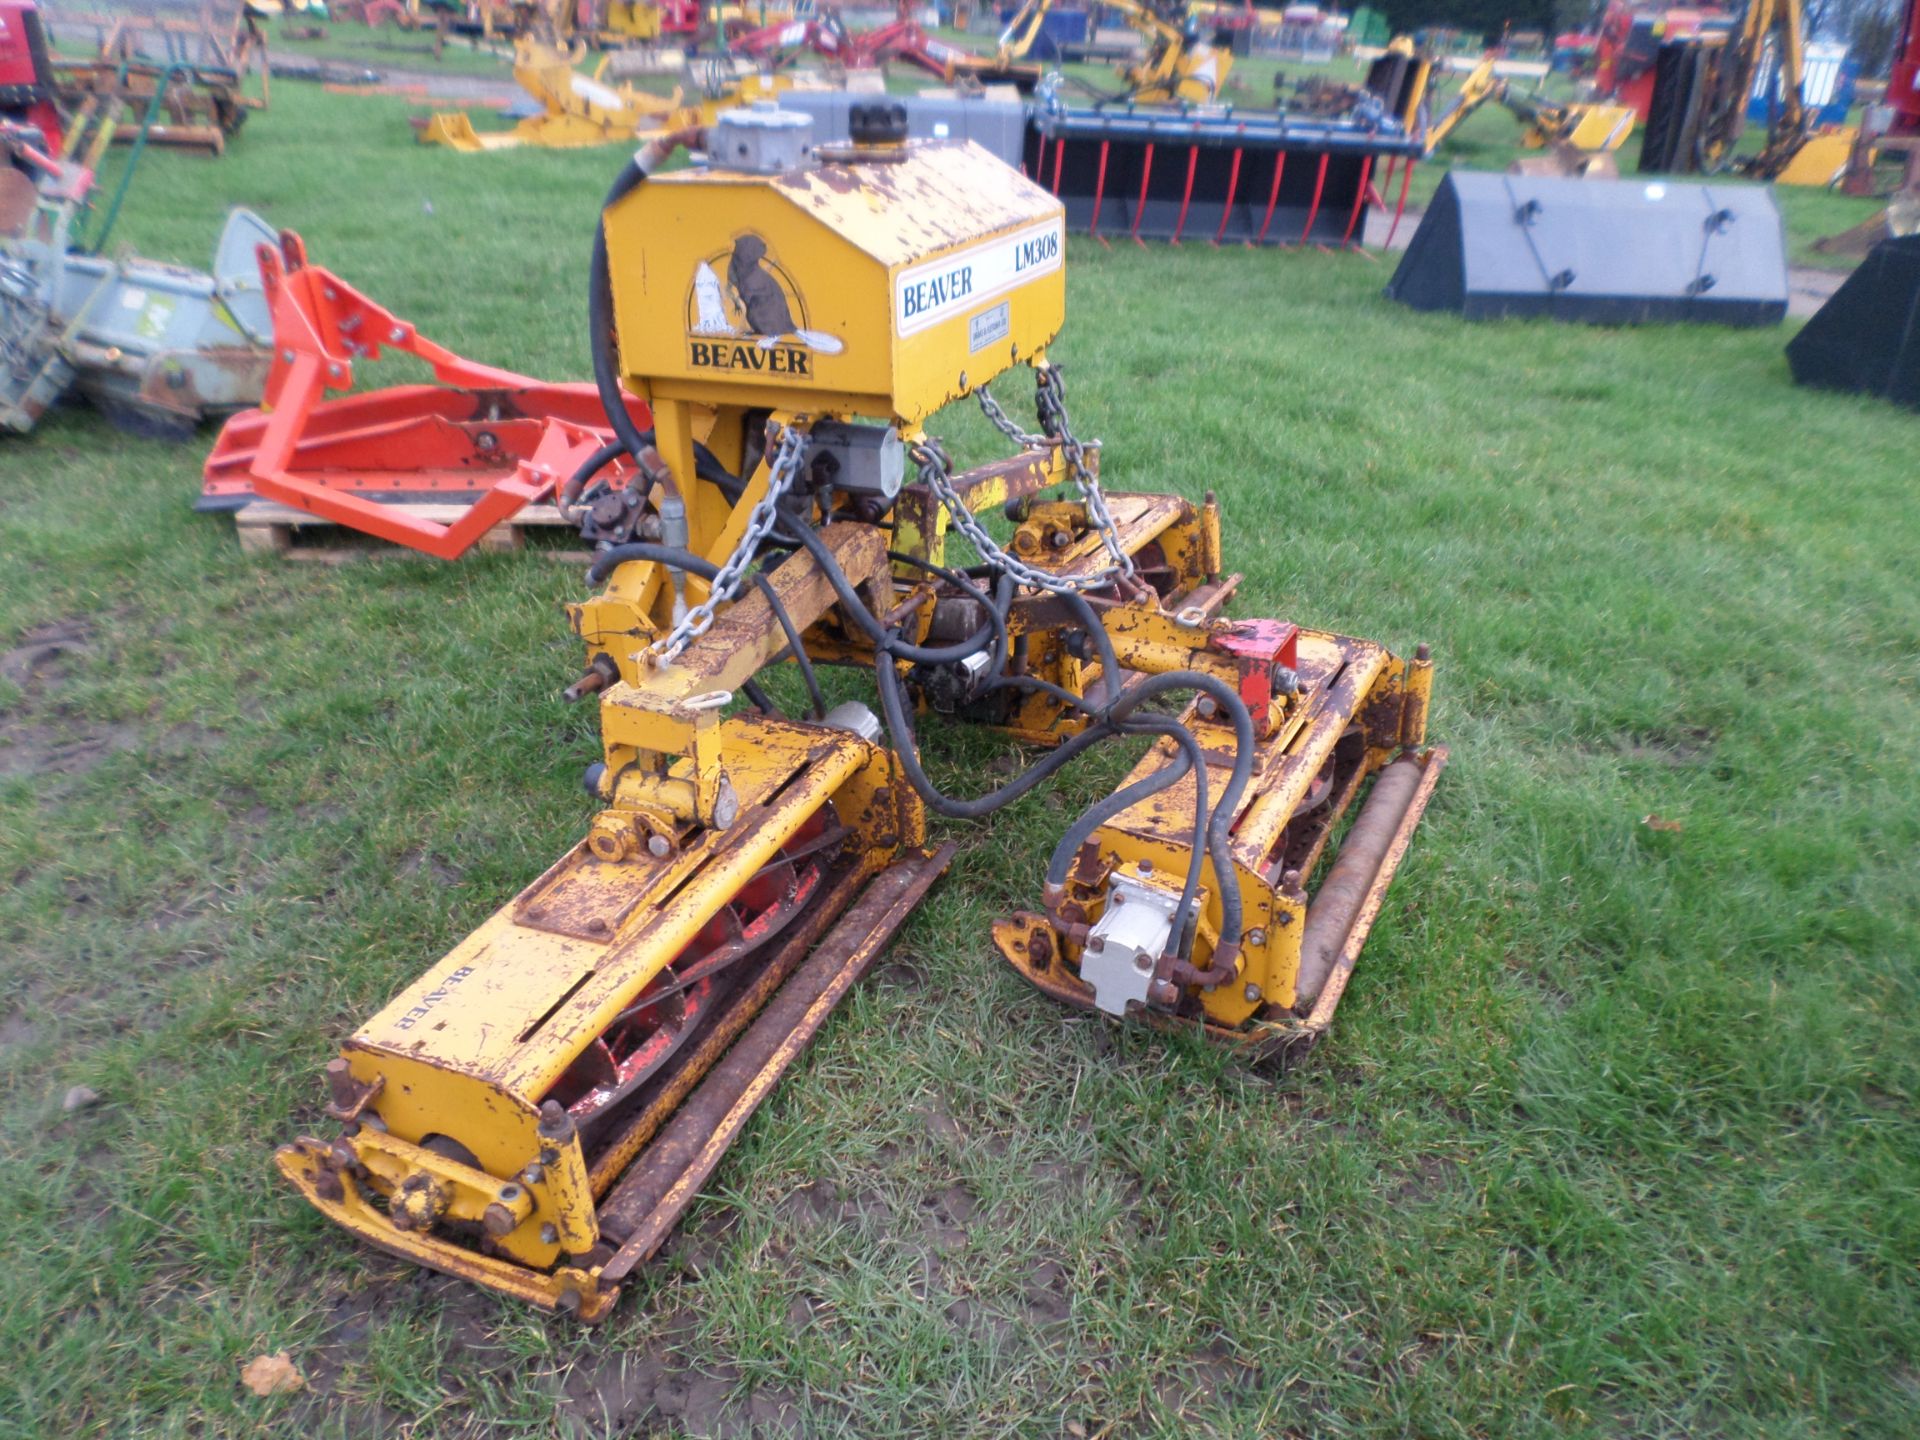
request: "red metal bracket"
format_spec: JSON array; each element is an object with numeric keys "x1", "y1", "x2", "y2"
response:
[
  {"x1": 1208, "y1": 618, "x2": 1300, "y2": 735},
  {"x1": 202, "y1": 229, "x2": 649, "y2": 560}
]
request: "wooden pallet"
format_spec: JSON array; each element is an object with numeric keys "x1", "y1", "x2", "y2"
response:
[{"x1": 231, "y1": 501, "x2": 589, "y2": 562}]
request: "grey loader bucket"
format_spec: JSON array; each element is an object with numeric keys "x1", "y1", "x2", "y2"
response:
[{"x1": 1385, "y1": 171, "x2": 1788, "y2": 327}]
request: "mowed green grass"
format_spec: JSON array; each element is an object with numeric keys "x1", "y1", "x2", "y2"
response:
[{"x1": 2, "y1": 70, "x2": 1918, "y2": 1440}]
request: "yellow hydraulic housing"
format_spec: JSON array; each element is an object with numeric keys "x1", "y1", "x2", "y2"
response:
[{"x1": 277, "y1": 113, "x2": 1444, "y2": 1320}]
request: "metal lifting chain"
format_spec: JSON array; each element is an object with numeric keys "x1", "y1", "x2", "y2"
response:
[
  {"x1": 975, "y1": 366, "x2": 1135, "y2": 581},
  {"x1": 913, "y1": 436, "x2": 1120, "y2": 596},
  {"x1": 651, "y1": 424, "x2": 809, "y2": 664}
]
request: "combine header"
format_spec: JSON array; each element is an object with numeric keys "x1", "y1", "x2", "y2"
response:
[{"x1": 273, "y1": 104, "x2": 1445, "y2": 1318}]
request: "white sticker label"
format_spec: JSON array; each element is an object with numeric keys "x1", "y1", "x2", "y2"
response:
[
  {"x1": 969, "y1": 301, "x2": 1010, "y2": 352},
  {"x1": 894, "y1": 219, "x2": 1062, "y2": 337}
]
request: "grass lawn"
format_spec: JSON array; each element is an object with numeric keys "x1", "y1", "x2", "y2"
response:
[{"x1": 3, "y1": 56, "x2": 1918, "y2": 1440}]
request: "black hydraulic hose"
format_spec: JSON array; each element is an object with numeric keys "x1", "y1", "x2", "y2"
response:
[
  {"x1": 1102, "y1": 670, "x2": 1255, "y2": 960},
  {"x1": 789, "y1": 517, "x2": 1014, "y2": 668},
  {"x1": 557, "y1": 440, "x2": 624, "y2": 523},
  {"x1": 824, "y1": 516, "x2": 1230, "y2": 955},
  {"x1": 585, "y1": 542, "x2": 827, "y2": 720},
  {"x1": 1045, "y1": 715, "x2": 1210, "y2": 953},
  {"x1": 559, "y1": 434, "x2": 748, "y2": 523},
  {"x1": 589, "y1": 162, "x2": 657, "y2": 467},
  {"x1": 873, "y1": 647, "x2": 1129, "y2": 819}
]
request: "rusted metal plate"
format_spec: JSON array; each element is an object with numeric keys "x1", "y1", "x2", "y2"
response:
[
  {"x1": 513, "y1": 843, "x2": 663, "y2": 942},
  {"x1": 766, "y1": 142, "x2": 1060, "y2": 268}
]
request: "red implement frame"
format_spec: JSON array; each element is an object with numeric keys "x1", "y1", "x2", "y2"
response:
[{"x1": 201, "y1": 231, "x2": 648, "y2": 561}]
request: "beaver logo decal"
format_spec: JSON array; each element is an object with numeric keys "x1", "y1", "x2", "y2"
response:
[{"x1": 687, "y1": 232, "x2": 843, "y2": 379}]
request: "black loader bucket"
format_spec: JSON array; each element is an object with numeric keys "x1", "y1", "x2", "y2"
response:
[
  {"x1": 1787, "y1": 235, "x2": 1920, "y2": 405},
  {"x1": 1024, "y1": 106, "x2": 1424, "y2": 247}
]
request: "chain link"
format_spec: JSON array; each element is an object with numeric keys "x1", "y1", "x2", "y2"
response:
[
  {"x1": 913, "y1": 437, "x2": 1120, "y2": 596},
  {"x1": 975, "y1": 367, "x2": 1135, "y2": 581},
  {"x1": 1032, "y1": 366, "x2": 1135, "y2": 579},
  {"x1": 974, "y1": 381, "x2": 1047, "y2": 450},
  {"x1": 650, "y1": 425, "x2": 808, "y2": 664}
]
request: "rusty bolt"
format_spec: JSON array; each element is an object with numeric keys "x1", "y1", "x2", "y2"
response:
[
  {"x1": 1139, "y1": 859, "x2": 1154, "y2": 876},
  {"x1": 315, "y1": 1169, "x2": 345, "y2": 1203},
  {"x1": 483, "y1": 1203, "x2": 519, "y2": 1237},
  {"x1": 555, "y1": 1288, "x2": 584, "y2": 1318},
  {"x1": 1416, "y1": 643, "x2": 1431, "y2": 662},
  {"x1": 1086, "y1": 936, "x2": 1105, "y2": 952},
  {"x1": 325, "y1": 1057, "x2": 357, "y2": 1111},
  {"x1": 1148, "y1": 979, "x2": 1181, "y2": 1008},
  {"x1": 540, "y1": 1223, "x2": 560, "y2": 1245},
  {"x1": 537, "y1": 1100, "x2": 574, "y2": 1142},
  {"x1": 1026, "y1": 930, "x2": 1053, "y2": 969}
]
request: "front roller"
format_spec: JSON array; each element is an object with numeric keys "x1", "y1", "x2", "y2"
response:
[{"x1": 276, "y1": 713, "x2": 950, "y2": 1319}]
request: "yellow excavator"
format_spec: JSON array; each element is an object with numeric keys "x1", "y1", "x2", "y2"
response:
[
  {"x1": 273, "y1": 105, "x2": 1446, "y2": 1320},
  {"x1": 997, "y1": 0, "x2": 1234, "y2": 105},
  {"x1": 1103, "y1": 0, "x2": 1233, "y2": 104},
  {"x1": 1421, "y1": 50, "x2": 1636, "y2": 173},
  {"x1": 1637, "y1": 0, "x2": 1856, "y2": 185}
]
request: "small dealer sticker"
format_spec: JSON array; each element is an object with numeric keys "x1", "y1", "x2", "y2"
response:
[{"x1": 969, "y1": 301, "x2": 1010, "y2": 352}]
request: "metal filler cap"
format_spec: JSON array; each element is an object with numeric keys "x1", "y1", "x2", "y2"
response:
[{"x1": 708, "y1": 103, "x2": 815, "y2": 174}]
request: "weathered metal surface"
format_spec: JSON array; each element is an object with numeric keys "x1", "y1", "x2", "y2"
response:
[
  {"x1": 275, "y1": 1138, "x2": 616, "y2": 1321},
  {"x1": 597, "y1": 841, "x2": 957, "y2": 1278}
]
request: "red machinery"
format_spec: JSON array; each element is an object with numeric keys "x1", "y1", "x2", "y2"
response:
[
  {"x1": 1887, "y1": 0, "x2": 1920, "y2": 136},
  {"x1": 1592, "y1": 2, "x2": 1726, "y2": 119},
  {"x1": 200, "y1": 231, "x2": 649, "y2": 560},
  {"x1": 0, "y1": 1, "x2": 63, "y2": 154},
  {"x1": 730, "y1": 3, "x2": 985, "y2": 81}
]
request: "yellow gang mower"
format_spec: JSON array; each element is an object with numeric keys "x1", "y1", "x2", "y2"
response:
[{"x1": 275, "y1": 102, "x2": 1446, "y2": 1319}]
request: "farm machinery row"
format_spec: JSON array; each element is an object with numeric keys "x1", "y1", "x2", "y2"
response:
[{"x1": 203, "y1": 104, "x2": 1443, "y2": 1318}]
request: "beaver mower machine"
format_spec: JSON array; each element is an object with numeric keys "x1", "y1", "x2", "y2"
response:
[{"x1": 272, "y1": 103, "x2": 1446, "y2": 1320}]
